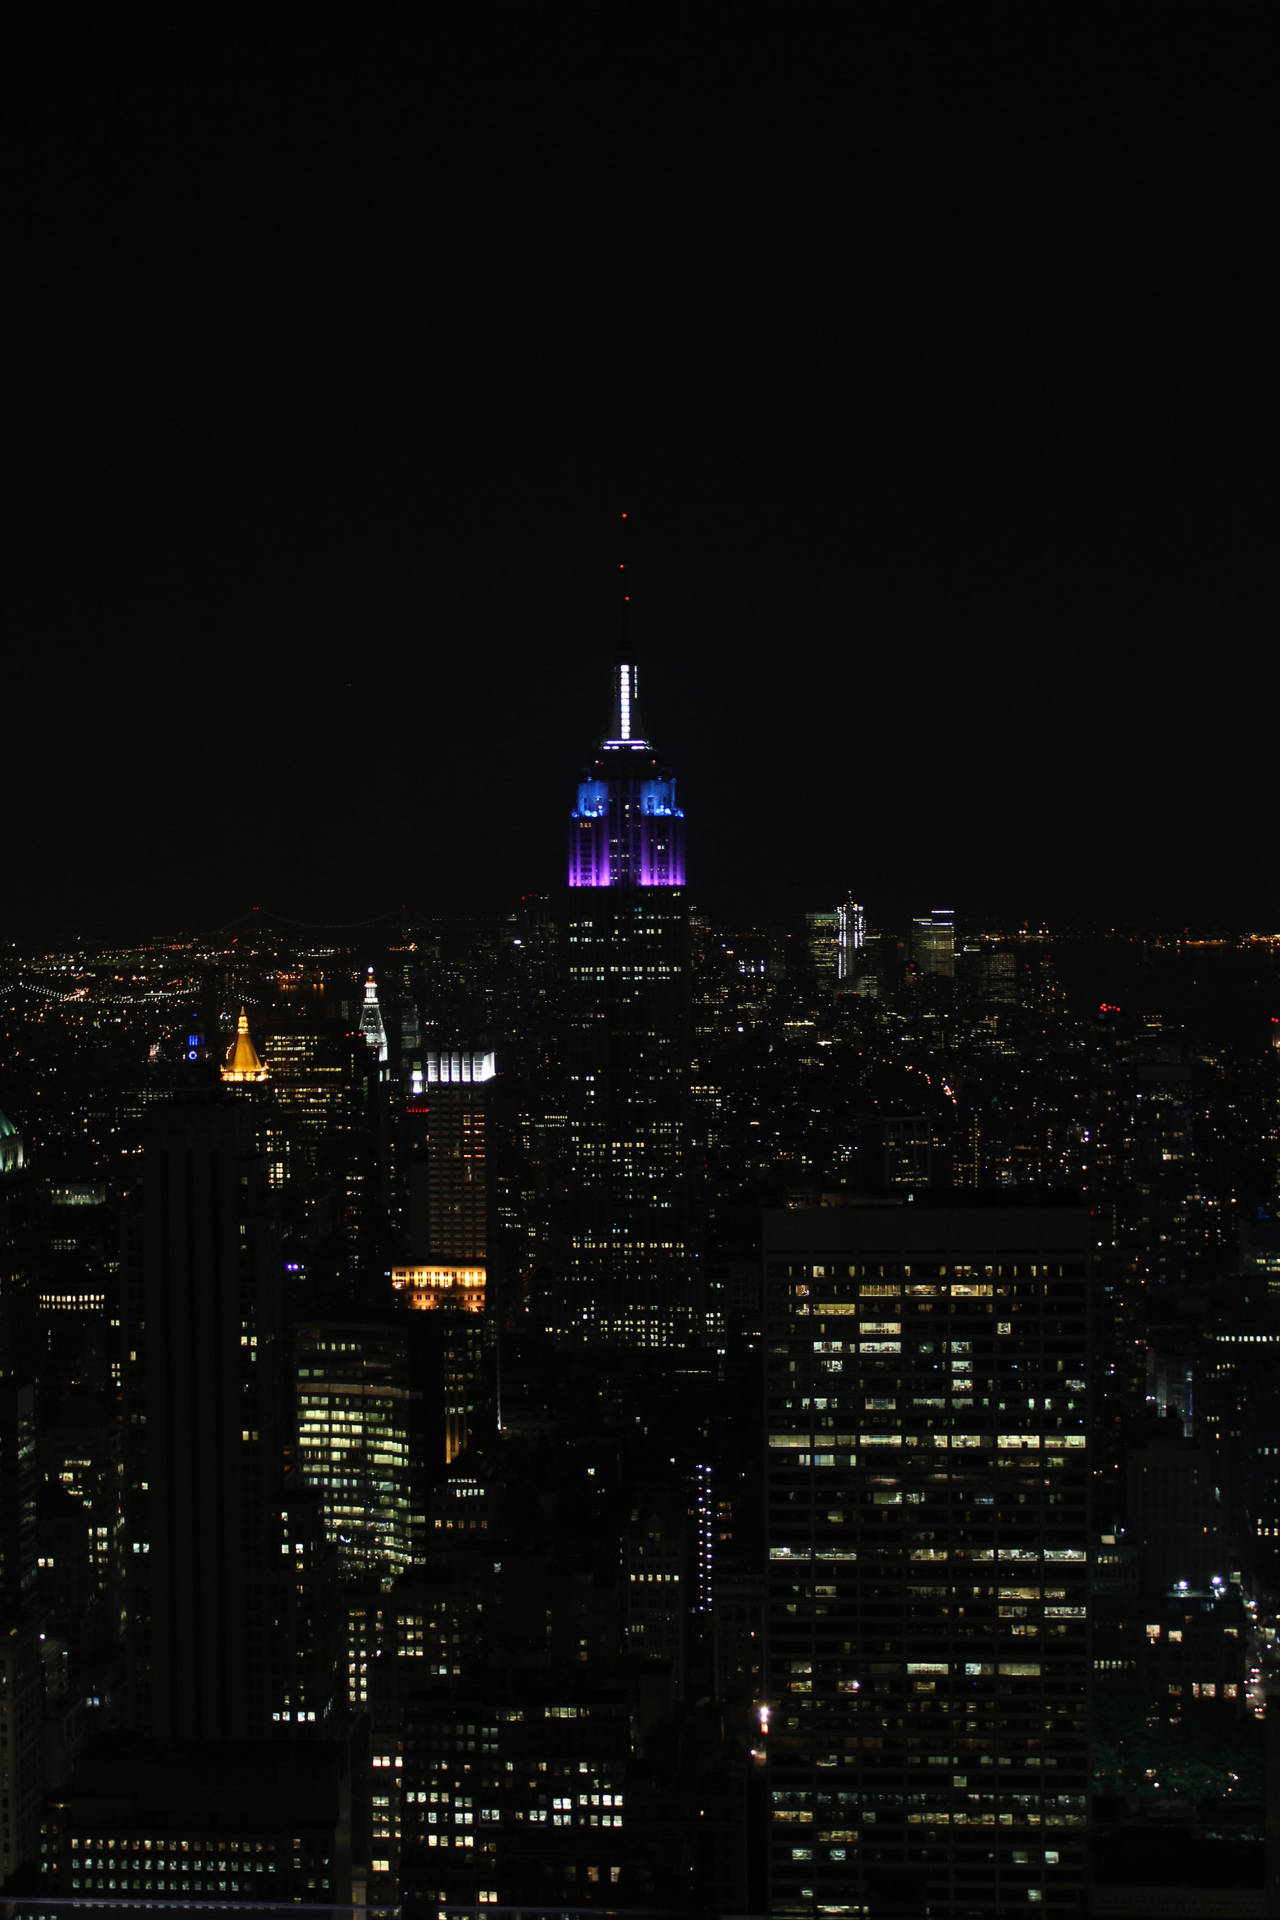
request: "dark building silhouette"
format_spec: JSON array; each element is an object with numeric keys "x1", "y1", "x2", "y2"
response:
[
  {"x1": 123, "y1": 1090, "x2": 337, "y2": 1741},
  {"x1": 0, "y1": 1107, "x2": 40, "y2": 1888}
]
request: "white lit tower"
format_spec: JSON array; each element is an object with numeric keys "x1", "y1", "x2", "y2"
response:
[
  {"x1": 835, "y1": 899, "x2": 866, "y2": 984},
  {"x1": 358, "y1": 968, "x2": 389, "y2": 1065},
  {"x1": 553, "y1": 662, "x2": 711, "y2": 1349}
]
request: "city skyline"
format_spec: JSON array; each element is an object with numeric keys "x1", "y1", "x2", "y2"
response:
[
  {"x1": 3, "y1": 702, "x2": 1279, "y2": 1910},
  {"x1": 6, "y1": 13, "x2": 1280, "y2": 1898}
]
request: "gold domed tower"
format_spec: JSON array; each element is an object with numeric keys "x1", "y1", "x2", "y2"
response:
[{"x1": 221, "y1": 1007, "x2": 268, "y2": 1084}]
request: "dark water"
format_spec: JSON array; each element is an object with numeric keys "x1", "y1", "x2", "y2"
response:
[{"x1": 1051, "y1": 937, "x2": 1280, "y2": 1050}]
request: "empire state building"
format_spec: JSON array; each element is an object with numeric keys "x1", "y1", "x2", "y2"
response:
[{"x1": 551, "y1": 663, "x2": 711, "y2": 1349}]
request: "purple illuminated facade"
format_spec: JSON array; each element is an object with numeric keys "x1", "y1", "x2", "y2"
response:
[{"x1": 567, "y1": 663, "x2": 686, "y2": 888}]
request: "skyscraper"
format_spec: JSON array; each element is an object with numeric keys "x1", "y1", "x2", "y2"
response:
[
  {"x1": 124, "y1": 1090, "x2": 336, "y2": 1740},
  {"x1": 295, "y1": 1319, "x2": 420, "y2": 1579},
  {"x1": 913, "y1": 910, "x2": 957, "y2": 981},
  {"x1": 836, "y1": 899, "x2": 867, "y2": 984},
  {"x1": 566, "y1": 662, "x2": 685, "y2": 893},
  {"x1": 763, "y1": 1199, "x2": 1089, "y2": 1918},
  {"x1": 551, "y1": 663, "x2": 708, "y2": 1349},
  {"x1": 358, "y1": 969, "x2": 389, "y2": 1067},
  {"x1": 404, "y1": 1049, "x2": 495, "y2": 1274},
  {"x1": 0, "y1": 1106, "x2": 40, "y2": 1888}
]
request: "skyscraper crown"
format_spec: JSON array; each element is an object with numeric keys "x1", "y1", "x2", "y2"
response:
[{"x1": 568, "y1": 664, "x2": 685, "y2": 888}]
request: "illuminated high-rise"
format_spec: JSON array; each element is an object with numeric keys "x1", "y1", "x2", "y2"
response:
[
  {"x1": 358, "y1": 968, "x2": 389, "y2": 1066},
  {"x1": 295, "y1": 1320, "x2": 420, "y2": 1580},
  {"x1": 913, "y1": 909, "x2": 956, "y2": 980},
  {"x1": 404, "y1": 1049, "x2": 495, "y2": 1273},
  {"x1": 763, "y1": 1199, "x2": 1089, "y2": 1918},
  {"x1": 836, "y1": 899, "x2": 866, "y2": 982},
  {"x1": 552, "y1": 663, "x2": 710, "y2": 1349}
]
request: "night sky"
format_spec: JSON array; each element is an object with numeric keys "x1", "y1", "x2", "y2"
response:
[{"x1": 11, "y1": 8, "x2": 1278, "y2": 941}]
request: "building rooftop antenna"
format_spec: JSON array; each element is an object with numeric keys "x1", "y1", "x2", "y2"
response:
[
  {"x1": 618, "y1": 505, "x2": 632, "y2": 629},
  {"x1": 610, "y1": 510, "x2": 644, "y2": 746}
]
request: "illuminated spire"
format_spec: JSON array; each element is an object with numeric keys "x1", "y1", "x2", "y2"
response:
[
  {"x1": 607, "y1": 513, "x2": 647, "y2": 747},
  {"x1": 608, "y1": 661, "x2": 646, "y2": 746},
  {"x1": 358, "y1": 969, "x2": 389, "y2": 1064},
  {"x1": 222, "y1": 1007, "x2": 267, "y2": 1083}
]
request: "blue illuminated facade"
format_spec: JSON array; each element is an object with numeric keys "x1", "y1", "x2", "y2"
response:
[{"x1": 567, "y1": 664, "x2": 686, "y2": 888}]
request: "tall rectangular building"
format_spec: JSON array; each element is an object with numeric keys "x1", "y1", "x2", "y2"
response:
[
  {"x1": 764, "y1": 1200, "x2": 1089, "y2": 1918},
  {"x1": 125, "y1": 1091, "x2": 336, "y2": 1740},
  {"x1": 553, "y1": 663, "x2": 712, "y2": 1350},
  {"x1": 405, "y1": 1049, "x2": 494, "y2": 1270},
  {"x1": 295, "y1": 1320, "x2": 420, "y2": 1580},
  {"x1": 836, "y1": 900, "x2": 867, "y2": 984},
  {"x1": 912, "y1": 910, "x2": 956, "y2": 981},
  {"x1": 0, "y1": 1114, "x2": 41, "y2": 1888}
]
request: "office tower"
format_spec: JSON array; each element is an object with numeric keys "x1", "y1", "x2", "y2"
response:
[
  {"x1": 295, "y1": 1319, "x2": 420, "y2": 1579},
  {"x1": 34, "y1": 1180, "x2": 114, "y2": 1396},
  {"x1": 124, "y1": 1090, "x2": 336, "y2": 1741},
  {"x1": 0, "y1": 1128, "x2": 36, "y2": 1632},
  {"x1": 391, "y1": 1049, "x2": 494, "y2": 1462},
  {"x1": 1124, "y1": 1432, "x2": 1224, "y2": 1593},
  {"x1": 404, "y1": 1049, "x2": 494, "y2": 1271},
  {"x1": 763, "y1": 1200, "x2": 1089, "y2": 1918},
  {"x1": 836, "y1": 900, "x2": 867, "y2": 984},
  {"x1": 0, "y1": 1625, "x2": 41, "y2": 1889},
  {"x1": 263, "y1": 1022, "x2": 348, "y2": 1183},
  {"x1": 373, "y1": 1671, "x2": 632, "y2": 1912},
  {"x1": 624, "y1": 1494, "x2": 686, "y2": 1672},
  {"x1": 966, "y1": 941, "x2": 1020, "y2": 1009},
  {"x1": 38, "y1": 1388, "x2": 125, "y2": 1653},
  {"x1": 806, "y1": 912, "x2": 839, "y2": 986},
  {"x1": 0, "y1": 1372, "x2": 40, "y2": 1890},
  {"x1": 385, "y1": 1271, "x2": 485, "y2": 1467},
  {"x1": 555, "y1": 662, "x2": 707, "y2": 1349},
  {"x1": 0, "y1": 1105, "x2": 40, "y2": 1889},
  {"x1": 499, "y1": 892, "x2": 559, "y2": 1078},
  {"x1": 882, "y1": 1116, "x2": 934, "y2": 1191},
  {"x1": 913, "y1": 909, "x2": 957, "y2": 981}
]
